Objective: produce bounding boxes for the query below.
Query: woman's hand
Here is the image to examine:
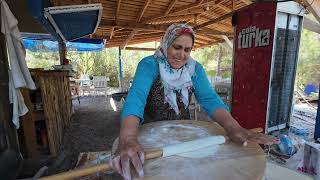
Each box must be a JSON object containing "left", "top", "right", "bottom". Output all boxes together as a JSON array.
[
  {"left": 226, "top": 126, "right": 279, "bottom": 146},
  {"left": 111, "top": 136, "right": 145, "bottom": 180},
  {"left": 111, "top": 116, "right": 144, "bottom": 180},
  {"left": 212, "top": 109, "right": 279, "bottom": 146}
]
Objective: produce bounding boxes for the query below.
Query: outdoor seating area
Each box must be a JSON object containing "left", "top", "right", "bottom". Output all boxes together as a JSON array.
[{"left": 72, "top": 75, "right": 110, "bottom": 96}]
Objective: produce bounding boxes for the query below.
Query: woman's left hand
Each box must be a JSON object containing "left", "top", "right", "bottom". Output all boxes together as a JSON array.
[{"left": 226, "top": 126, "right": 279, "bottom": 146}]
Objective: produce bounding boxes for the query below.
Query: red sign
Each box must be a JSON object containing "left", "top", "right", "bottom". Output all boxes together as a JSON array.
[{"left": 231, "top": 2, "right": 277, "bottom": 130}]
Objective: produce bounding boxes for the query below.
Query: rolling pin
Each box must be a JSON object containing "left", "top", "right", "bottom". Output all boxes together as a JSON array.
[{"left": 39, "top": 128, "right": 262, "bottom": 180}]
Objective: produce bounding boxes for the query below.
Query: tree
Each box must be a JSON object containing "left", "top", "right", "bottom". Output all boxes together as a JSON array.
[
  {"left": 296, "top": 29, "right": 320, "bottom": 88},
  {"left": 26, "top": 51, "right": 60, "bottom": 69}
]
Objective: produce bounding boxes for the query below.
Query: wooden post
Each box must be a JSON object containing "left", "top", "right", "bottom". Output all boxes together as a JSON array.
[{"left": 58, "top": 42, "right": 66, "bottom": 65}]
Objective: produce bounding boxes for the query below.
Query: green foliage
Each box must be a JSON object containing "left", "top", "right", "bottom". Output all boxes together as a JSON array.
[
  {"left": 26, "top": 51, "right": 60, "bottom": 69},
  {"left": 296, "top": 29, "right": 320, "bottom": 87},
  {"left": 192, "top": 43, "right": 232, "bottom": 78},
  {"left": 25, "top": 29, "right": 319, "bottom": 89}
]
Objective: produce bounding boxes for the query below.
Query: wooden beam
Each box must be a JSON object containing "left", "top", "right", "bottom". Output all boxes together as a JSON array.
[
  {"left": 165, "top": 0, "right": 178, "bottom": 15},
  {"left": 110, "top": 33, "right": 163, "bottom": 42},
  {"left": 189, "top": 22, "right": 233, "bottom": 36},
  {"left": 100, "top": 20, "right": 169, "bottom": 31},
  {"left": 303, "top": 17, "right": 320, "bottom": 34},
  {"left": 171, "top": 7, "right": 210, "bottom": 16},
  {"left": 196, "top": 15, "right": 232, "bottom": 30},
  {"left": 196, "top": 38, "right": 210, "bottom": 45},
  {"left": 138, "top": 0, "right": 151, "bottom": 22},
  {"left": 174, "top": 0, "right": 227, "bottom": 16},
  {"left": 58, "top": 42, "right": 66, "bottom": 65},
  {"left": 121, "top": 30, "right": 138, "bottom": 49},
  {"left": 142, "top": 0, "right": 219, "bottom": 24},
  {"left": 116, "top": 0, "right": 122, "bottom": 21},
  {"left": 300, "top": 0, "right": 320, "bottom": 23},
  {"left": 196, "top": 29, "right": 233, "bottom": 36},
  {"left": 125, "top": 47, "right": 156, "bottom": 51},
  {"left": 110, "top": 27, "right": 114, "bottom": 39},
  {"left": 221, "top": 35, "right": 233, "bottom": 48},
  {"left": 112, "top": 31, "right": 163, "bottom": 38},
  {"left": 112, "top": 35, "right": 162, "bottom": 44},
  {"left": 193, "top": 11, "right": 234, "bottom": 30},
  {"left": 144, "top": 14, "right": 196, "bottom": 24},
  {"left": 217, "top": 4, "right": 232, "bottom": 12},
  {"left": 196, "top": 33, "right": 217, "bottom": 41},
  {"left": 170, "top": 0, "right": 205, "bottom": 14},
  {"left": 240, "top": 0, "right": 252, "bottom": 5},
  {"left": 122, "top": 0, "right": 151, "bottom": 49},
  {"left": 195, "top": 39, "right": 225, "bottom": 49},
  {"left": 106, "top": 37, "right": 160, "bottom": 48},
  {"left": 232, "top": 0, "right": 236, "bottom": 10}
]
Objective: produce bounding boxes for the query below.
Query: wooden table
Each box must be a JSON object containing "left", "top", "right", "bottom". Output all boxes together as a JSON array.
[{"left": 112, "top": 120, "right": 266, "bottom": 180}]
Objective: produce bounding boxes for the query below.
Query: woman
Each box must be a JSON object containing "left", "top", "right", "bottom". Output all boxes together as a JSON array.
[{"left": 112, "top": 24, "right": 278, "bottom": 180}]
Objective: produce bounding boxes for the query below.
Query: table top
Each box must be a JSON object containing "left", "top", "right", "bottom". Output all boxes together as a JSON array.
[{"left": 112, "top": 120, "right": 266, "bottom": 180}]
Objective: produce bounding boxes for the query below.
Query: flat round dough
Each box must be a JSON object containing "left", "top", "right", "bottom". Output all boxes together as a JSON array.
[{"left": 112, "top": 120, "right": 266, "bottom": 180}]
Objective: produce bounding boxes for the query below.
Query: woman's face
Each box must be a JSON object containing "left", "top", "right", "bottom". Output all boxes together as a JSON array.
[{"left": 167, "top": 34, "right": 193, "bottom": 69}]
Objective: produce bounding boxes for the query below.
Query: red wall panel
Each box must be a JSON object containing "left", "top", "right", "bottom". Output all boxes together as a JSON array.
[{"left": 231, "top": 2, "right": 277, "bottom": 129}]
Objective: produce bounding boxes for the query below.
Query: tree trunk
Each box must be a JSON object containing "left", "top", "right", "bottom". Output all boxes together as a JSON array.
[{"left": 216, "top": 45, "right": 223, "bottom": 76}]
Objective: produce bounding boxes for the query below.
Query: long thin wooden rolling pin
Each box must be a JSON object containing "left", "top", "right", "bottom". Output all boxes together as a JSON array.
[{"left": 39, "top": 128, "right": 262, "bottom": 180}]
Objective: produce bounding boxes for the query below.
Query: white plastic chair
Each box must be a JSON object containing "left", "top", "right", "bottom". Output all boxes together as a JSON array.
[
  {"left": 79, "top": 74, "right": 92, "bottom": 96},
  {"left": 92, "top": 76, "right": 108, "bottom": 96}
]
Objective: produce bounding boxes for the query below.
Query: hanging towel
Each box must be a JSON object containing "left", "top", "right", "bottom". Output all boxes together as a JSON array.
[{"left": 1, "top": 0, "right": 36, "bottom": 128}]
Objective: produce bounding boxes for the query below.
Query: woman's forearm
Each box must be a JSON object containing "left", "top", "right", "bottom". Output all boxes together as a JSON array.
[
  {"left": 119, "top": 115, "right": 140, "bottom": 142},
  {"left": 211, "top": 108, "right": 242, "bottom": 133}
]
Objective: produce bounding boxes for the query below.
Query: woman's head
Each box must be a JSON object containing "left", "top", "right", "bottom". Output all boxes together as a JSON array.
[{"left": 159, "top": 24, "right": 195, "bottom": 69}]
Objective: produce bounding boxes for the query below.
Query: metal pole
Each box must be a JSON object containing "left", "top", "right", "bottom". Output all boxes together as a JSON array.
[
  {"left": 314, "top": 83, "right": 320, "bottom": 142},
  {"left": 118, "top": 47, "right": 123, "bottom": 91}
]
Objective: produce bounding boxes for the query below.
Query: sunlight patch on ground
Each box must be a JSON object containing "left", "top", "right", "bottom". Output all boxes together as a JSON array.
[{"left": 109, "top": 98, "right": 117, "bottom": 112}]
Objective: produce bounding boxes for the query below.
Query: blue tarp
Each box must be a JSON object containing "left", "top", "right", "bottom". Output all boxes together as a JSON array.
[
  {"left": 304, "top": 84, "right": 319, "bottom": 95},
  {"left": 23, "top": 39, "right": 105, "bottom": 52}
]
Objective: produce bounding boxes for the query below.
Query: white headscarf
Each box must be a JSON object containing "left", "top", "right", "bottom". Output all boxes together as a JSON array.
[{"left": 153, "top": 24, "right": 196, "bottom": 115}]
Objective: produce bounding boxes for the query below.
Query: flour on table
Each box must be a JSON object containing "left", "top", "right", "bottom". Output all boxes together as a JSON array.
[{"left": 139, "top": 123, "right": 220, "bottom": 158}]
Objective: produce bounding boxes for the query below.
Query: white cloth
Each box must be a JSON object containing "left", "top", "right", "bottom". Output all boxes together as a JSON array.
[{"left": 1, "top": 0, "right": 36, "bottom": 128}]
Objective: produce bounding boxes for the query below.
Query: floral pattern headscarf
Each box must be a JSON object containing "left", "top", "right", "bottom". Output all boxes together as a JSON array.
[{"left": 153, "top": 24, "right": 196, "bottom": 115}]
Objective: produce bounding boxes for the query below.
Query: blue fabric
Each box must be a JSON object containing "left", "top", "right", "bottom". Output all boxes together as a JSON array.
[
  {"left": 23, "top": 39, "right": 105, "bottom": 52},
  {"left": 121, "top": 55, "right": 229, "bottom": 123},
  {"left": 304, "top": 84, "right": 319, "bottom": 95}
]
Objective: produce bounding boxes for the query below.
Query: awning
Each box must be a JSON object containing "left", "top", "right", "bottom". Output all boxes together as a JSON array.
[
  {"left": 43, "top": 4, "right": 102, "bottom": 41},
  {"left": 23, "top": 38, "right": 105, "bottom": 52}
]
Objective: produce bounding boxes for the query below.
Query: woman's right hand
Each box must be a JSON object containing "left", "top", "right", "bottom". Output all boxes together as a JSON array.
[{"left": 111, "top": 135, "right": 145, "bottom": 180}]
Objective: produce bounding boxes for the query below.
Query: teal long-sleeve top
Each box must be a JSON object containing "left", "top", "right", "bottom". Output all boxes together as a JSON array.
[{"left": 120, "top": 55, "right": 229, "bottom": 123}]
